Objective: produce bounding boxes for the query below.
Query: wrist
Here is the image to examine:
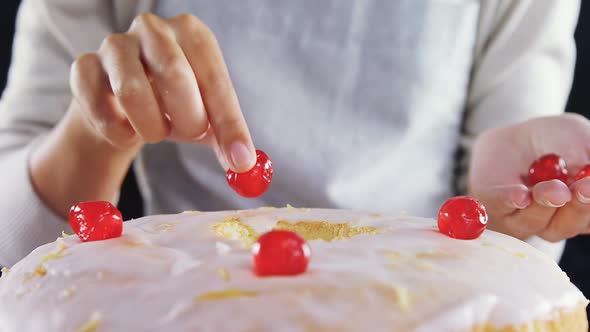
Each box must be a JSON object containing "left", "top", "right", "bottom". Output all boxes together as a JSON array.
[{"left": 30, "top": 102, "right": 140, "bottom": 218}]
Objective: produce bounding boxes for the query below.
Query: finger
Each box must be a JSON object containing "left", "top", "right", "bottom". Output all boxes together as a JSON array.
[
  {"left": 531, "top": 180, "right": 572, "bottom": 208},
  {"left": 538, "top": 178, "right": 590, "bottom": 242},
  {"left": 70, "top": 53, "right": 139, "bottom": 149},
  {"left": 167, "top": 14, "right": 256, "bottom": 172},
  {"left": 470, "top": 184, "right": 530, "bottom": 238},
  {"left": 129, "top": 13, "right": 209, "bottom": 140},
  {"left": 98, "top": 33, "right": 170, "bottom": 143},
  {"left": 471, "top": 184, "right": 531, "bottom": 216},
  {"left": 503, "top": 180, "right": 571, "bottom": 239}
]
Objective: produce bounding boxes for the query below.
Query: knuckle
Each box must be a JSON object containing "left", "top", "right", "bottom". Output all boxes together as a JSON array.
[
  {"left": 111, "top": 76, "right": 144, "bottom": 99},
  {"left": 174, "top": 119, "right": 208, "bottom": 140},
  {"left": 170, "top": 15, "right": 217, "bottom": 50},
  {"left": 174, "top": 13, "right": 200, "bottom": 29},
  {"left": 192, "top": 24, "right": 218, "bottom": 49},
  {"left": 154, "top": 53, "right": 188, "bottom": 79},
  {"left": 72, "top": 53, "right": 99, "bottom": 73},
  {"left": 191, "top": 121, "right": 210, "bottom": 139},
  {"left": 131, "top": 13, "right": 173, "bottom": 38},
  {"left": 100, "top": 33, "right": 131, "bottom": 53},
  {"left": 70, "top": 53, "right": 100, "bottom": 94},
  {"left": 170, "top": 13, "right": 210, "bottom": 38},
  {"left": 104, "top": 119, "right": 138, "bottom": 147},
  {"left": 162, "top": 53, "right": 186, "bottom": 73},
  {"left": 131, "top": 12, "right": 158, "bottom": 30},
  {"left": 168, "top": 107, "right": 208, "bottom": 139},
  {"left": 143, "top": 125, "right": 171, "bottom": 144}
]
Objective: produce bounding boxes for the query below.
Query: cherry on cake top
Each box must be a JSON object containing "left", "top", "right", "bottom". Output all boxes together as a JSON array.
[
  {"left": 252, "top": 230, "right": 311, "bottom": 277},
  {"left": 438, "top": 196, "right": 488, "bottom": 240},
  {"left": 69, "top": 201, "right": 123, "bottom": 242}
]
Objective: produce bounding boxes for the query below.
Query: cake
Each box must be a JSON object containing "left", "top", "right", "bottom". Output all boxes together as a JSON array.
[{"left": 0, "top": 207, "right": 587, "bottom": 331}]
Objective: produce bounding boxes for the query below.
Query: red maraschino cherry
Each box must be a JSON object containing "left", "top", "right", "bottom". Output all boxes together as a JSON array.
[
  {"left": 527, "top": 154, "right": 568, "bottom": 186},
  {"left": 69, "top": 201, "right": 123, "bottom": 242},
  {"left": 252, "top": 230, "right": 310, "bottom": 277},
  {"left": 226, "top": 149, "right": 273, "bottom": 198},
  {"left": 438, "top": 196, "right": 488, "bottom": 240},
  {"left": 574, "top": 165, "right": 590, "bottom": 182}
]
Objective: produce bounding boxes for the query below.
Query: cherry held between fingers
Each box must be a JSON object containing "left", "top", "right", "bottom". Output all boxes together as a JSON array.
[
  {"left": 226, "top": 149, "right": 273, "bottom": 198},
  {"left": 574, "top": 165, "right": 590, "bottom": 182},
  {"left": 527, "top": 154, "right": 568, "bottom": 186}
]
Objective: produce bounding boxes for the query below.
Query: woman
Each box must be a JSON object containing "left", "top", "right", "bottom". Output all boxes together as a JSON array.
[{"left": 0, "top": 0, "right": 586, "bottom": 266}]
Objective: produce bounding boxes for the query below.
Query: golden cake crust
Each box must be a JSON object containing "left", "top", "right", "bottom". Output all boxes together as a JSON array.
[{"left": 473, "top": 303, "right": 588, "bottom": 332}]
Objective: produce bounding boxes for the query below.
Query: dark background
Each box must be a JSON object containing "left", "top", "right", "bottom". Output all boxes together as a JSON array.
[{"left": 1, "top": 0, "right": 589, "bottom": 321}]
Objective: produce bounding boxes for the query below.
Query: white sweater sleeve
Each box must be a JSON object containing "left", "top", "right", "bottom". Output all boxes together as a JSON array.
[
  {"left": 0, "top": 0, "right": 115, "bottom": 266},
  {"left": 460, "top": 0, "right": 580, "bottom": 260}
]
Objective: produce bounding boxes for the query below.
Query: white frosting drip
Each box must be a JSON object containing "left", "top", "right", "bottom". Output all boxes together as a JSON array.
[{"left": 0, "top": 208, "right": 586, "bottom": 331}]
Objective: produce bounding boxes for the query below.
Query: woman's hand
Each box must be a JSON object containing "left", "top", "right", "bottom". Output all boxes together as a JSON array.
[
  {"left": 71, "top": 13, "right": 255, "bottom": 170},
  {"left": 469, "top": 113, "right": 590, "bottom": 242},
  {"left": 31, "top": 13, "right": 254, "bottom": 217}
]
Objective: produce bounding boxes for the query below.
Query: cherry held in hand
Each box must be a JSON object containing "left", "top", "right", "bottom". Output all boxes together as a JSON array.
[
  {"left": 527, "top": 154, "right": 568, "bottom": 186},
  {"left": 574, "top": 165, "right": 590, "bottom": 182},
  {"left": 69, "top": 201, "right": 123, "bottom": 242},
  {"left": 438, "top": 196, "right": 488, "bottom": 240},
  {"left": 226, "top": 149, "right": 273, "bottom": 198},
  {"left": 252, "top": 230, "right": 311, "bottom": 277}
]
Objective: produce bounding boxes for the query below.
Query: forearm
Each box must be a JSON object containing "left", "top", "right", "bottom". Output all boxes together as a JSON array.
[
  {"left": 30, "top": 101, "right": 139, "bottom": 219},
  {"left": 0, "top": 141, "right": 67, "bottom": 266}
]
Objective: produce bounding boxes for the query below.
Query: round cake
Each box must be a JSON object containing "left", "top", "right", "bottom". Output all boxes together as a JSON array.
[{"left": 0, "top": 207, "right": 587, "bottom": 331}]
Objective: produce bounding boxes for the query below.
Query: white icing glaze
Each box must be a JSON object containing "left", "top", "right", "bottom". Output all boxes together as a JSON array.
[{"left": 0, "top": 208, "right": 586, "bottom": 331}]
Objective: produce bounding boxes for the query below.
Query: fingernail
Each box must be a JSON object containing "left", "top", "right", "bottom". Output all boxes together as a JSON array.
[
  {"left": 513, "top": 200, "right": 529, "bottom": 209},
  {"left": 510, "top": 188, "right": 531, "bottom": 209},
  {"left": 577, "top": 190, "right": 590, "bottom": 204},
  {"left": 540, "top": 199, "right": 566, "bottom": 208},
  {"left": 229, "top": 141, "right": 255, "bottom": 171}
]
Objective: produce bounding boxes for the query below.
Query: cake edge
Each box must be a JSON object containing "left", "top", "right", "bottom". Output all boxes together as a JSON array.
[{"left": 472, "top": 302, "right": 588, "bottom": 332}]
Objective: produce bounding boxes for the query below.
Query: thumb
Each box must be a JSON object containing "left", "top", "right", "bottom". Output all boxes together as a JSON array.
[
  {"left": 208, "top": 134, "right": 231, "bottom": 171},
  {"left": 172, "top": 125, "right": 231, "bottom": 171}
]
